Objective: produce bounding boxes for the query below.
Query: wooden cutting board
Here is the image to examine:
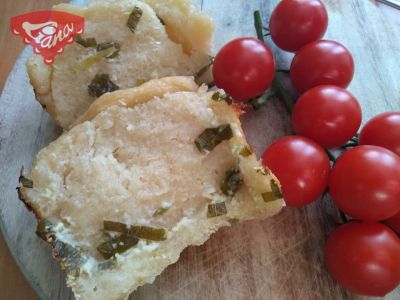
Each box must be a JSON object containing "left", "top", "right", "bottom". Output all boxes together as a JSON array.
[{"left": 0, "top": 1, "right": 399, "bottom": 299}]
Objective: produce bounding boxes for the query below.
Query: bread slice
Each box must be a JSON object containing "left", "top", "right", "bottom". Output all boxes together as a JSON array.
[
  {"left": 26, "top": 0, "right": 213, "bottom": 129},
  {"left": 19, "top": 77, "right": 283, "bottom": 300}
]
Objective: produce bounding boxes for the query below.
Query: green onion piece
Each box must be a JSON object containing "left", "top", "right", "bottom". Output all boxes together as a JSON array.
[
  {"left": 261, "top": 192, "right": 277, "bottom": 202},
  {"left": 97, "top": 233, "right": 139, "bottom": 259},
  {"left": 255, "top": 167, "right": 268, "bottom": 176},
  {"left": 97, "top": 42, "right": 121, "bottom": 59},
  {"left": 207, "top": 202, "right": 227, "bottom": 218},
  {"left": 103, "top": 221, "right": 167, "bottom": 241},
  {"left": 129, "top": 226, "right": 166, "bottom": 241},
  {"left": 127, "top": 6, "right": 143, "bottom": 33},
  {"left": 19, "top": 175, "right": 33, "bottom": 188},
  {"left": 211, "top": 91, "right": 232, "bottom": 105},
  {"left": 153, "top": 207, "right": 169, "bottom": 217},
  {"left": 80, "top": 54, "right": 102, "bottom": 69},
  {"left": 35, "top": 219, "right": 54, "bottom": 242},
  {"left": 97, "top": 46, "right": 120, "bottom": 59},
  {"left": 220, "top": 168, "right": 244, "bottom": 196},
  {"left": 54, "top": 240, "right": 82, "bottom": 270},
  {"left": 262, "top": 179, "right": 283, "bottom": 202},
  {"left": 270, "top": 179, "right": 283, "bottom": 198},
  {"left": 195, "top": 124, "right": 233, "bottom": 153},
  {"left": 88, "top": 74, "right": 119, "bottom": 97},
  {"left": 239, "top": 145, "right": 252, "bottom": 157},
  {"left": 104, "top": 220, "right": 128, "bottom": 233},
  {"left": 75, "top": 35, "right": 97, "bottom": 47},
  {"left": 35, "top": 220, "right": 82, "bottom": 273}
]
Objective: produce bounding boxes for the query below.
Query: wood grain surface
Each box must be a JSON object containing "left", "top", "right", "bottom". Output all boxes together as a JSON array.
[{"left": 0, "top": 1, "right": 399, "bottom": 300}]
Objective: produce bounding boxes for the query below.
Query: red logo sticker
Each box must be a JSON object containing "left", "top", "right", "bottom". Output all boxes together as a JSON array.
[{"left": 10, "top": 11, "right": 85, "bottom": 65}]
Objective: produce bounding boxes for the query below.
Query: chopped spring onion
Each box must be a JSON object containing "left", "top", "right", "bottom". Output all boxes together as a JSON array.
[
  {"left": 211, "top": 91, "right": 232, "bottom": 105},
  {"left": 262, "top": 179, "right": 283, "bottom": 202},
  {"left": 96, "top": 42, "right": 121, "bottom": 59},
  {"left": 103, "top": 220, "right": 128, "bottom": 232},
  {"left": 127, "top": 6, "right": 143, "bottom": 33},
  {"left": 88, "top": 74, "right": 119, "bottom": 97},
  {"left": 75, "top": 35, "right": 97, "bottom": 48},
  {"left": 130, "top": 226, "right": 166, "bottom": 241},
  {"left": 207, "top": 202, "right": 227, "bottom": 218},
  {"left": 36, "top": 219, "right": 82, "bottom": 273},
  {"left": 97, "top": 233, "right": 139, "bottom": 259},
  {"left": 80, "top": 55, "right": 102, "bottom": 69},
  {"left": 195, "top": 124, "right": 233, "bottom": 153},
  {"left": 153, "top": 206, "right": 170, "bottom": 217},
  {"left": 103, "top": 221, "right": 167, "bottom": 241},
  {"left": 54, "top": 240, "right": 83, "bottom": 270},
  {"left": 80, "top": 42, "right": 121, "bottom": 68}
]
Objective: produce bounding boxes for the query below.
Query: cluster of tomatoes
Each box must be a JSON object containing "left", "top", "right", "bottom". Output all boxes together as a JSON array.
[{"left": 212, "top": 0, "right": 400, "bottom": 297}]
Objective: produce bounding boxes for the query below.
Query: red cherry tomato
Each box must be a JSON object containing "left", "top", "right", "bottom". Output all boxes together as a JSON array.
[
  {"left": 269, "top": 0, "right": 328, "bottom": 52},
  {"left": 292, "top": 86, "right": 362, "bottom": 149},
  {"left": 325, "top": 222, "right": 400, "bottom": 297},
  {"left": 359, "top": 112, "right": 400, "bottom": 156},
  {"left": 329, "top": 146, "right": 400, "bottom": 221},
  {"left": 262, "top": 136, "right": 330, "bottom": 207},
  {"left": 290, "top": 40, "right": 354, "bottom": 93},
  {"left": 387, "top": 212, "right": 400, "bottom": 234},
  {"left": 213, "top": 37, "right": 275, "bottom": 101}
]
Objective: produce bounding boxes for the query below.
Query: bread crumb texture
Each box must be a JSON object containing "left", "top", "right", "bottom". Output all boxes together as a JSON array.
[
  {"left": 26, "top": 0, "right": 213, "bottom": 129},
  {"left": 21, "top": 78, "right": 283, "bottom": 300}
]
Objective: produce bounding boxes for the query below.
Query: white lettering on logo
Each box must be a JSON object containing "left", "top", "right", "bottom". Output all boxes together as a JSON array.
[{"left": 21, "top": 21, "right": 75, "bottom": 49}]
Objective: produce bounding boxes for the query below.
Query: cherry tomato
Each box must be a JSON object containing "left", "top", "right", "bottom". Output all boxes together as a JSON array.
[
  {"left": 213, "top": 37, "right": 275, "bottom": 101},
  {"left": 387, "top": 212, "right": 400, "bottom": 234},
  {"left": 292, "top": 86, "right": 362, "bottom": 149},
  {"left": 359, "top": 112, "right": 400, "bottom": 156},
  {"left": 325, "top": 222, "right": 400, "bottom": 297},
  {"left": 329, "top": 146, "right": 400, "bottom": 221},
  {"left": 262, "top": 136, "right": 330, "bottom": 207},
  {"left": 290, "top": 40, "right": 354, "bottom": 93},
  {"left": 269, "top": 0, "right": 328, "bottom": 52}
]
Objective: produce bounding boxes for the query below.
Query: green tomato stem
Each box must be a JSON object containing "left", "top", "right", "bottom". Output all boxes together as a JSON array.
[
  {"left": 250, "top": 90, "right": 275, "bottom": 110},
  {"left": 254, "top": 11, "right": 265, "bottom": 42},
  {"left": 272, "top": 75, "right": 293, "bottom": 113},
  {"left": 326, "top": 149, "right": 336, "bottom": 163},
  {"left": 341, "top": 142, "right": 358, "bottom": 149},
  {"left": 350, "top": 133, "right": 359, "bottom": 143},
  {"left": 276, "top": 69, "right": 290, "bottom": 74},
  {"left": 254, "top": 10, "right": 293, "bottom": 114}
]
